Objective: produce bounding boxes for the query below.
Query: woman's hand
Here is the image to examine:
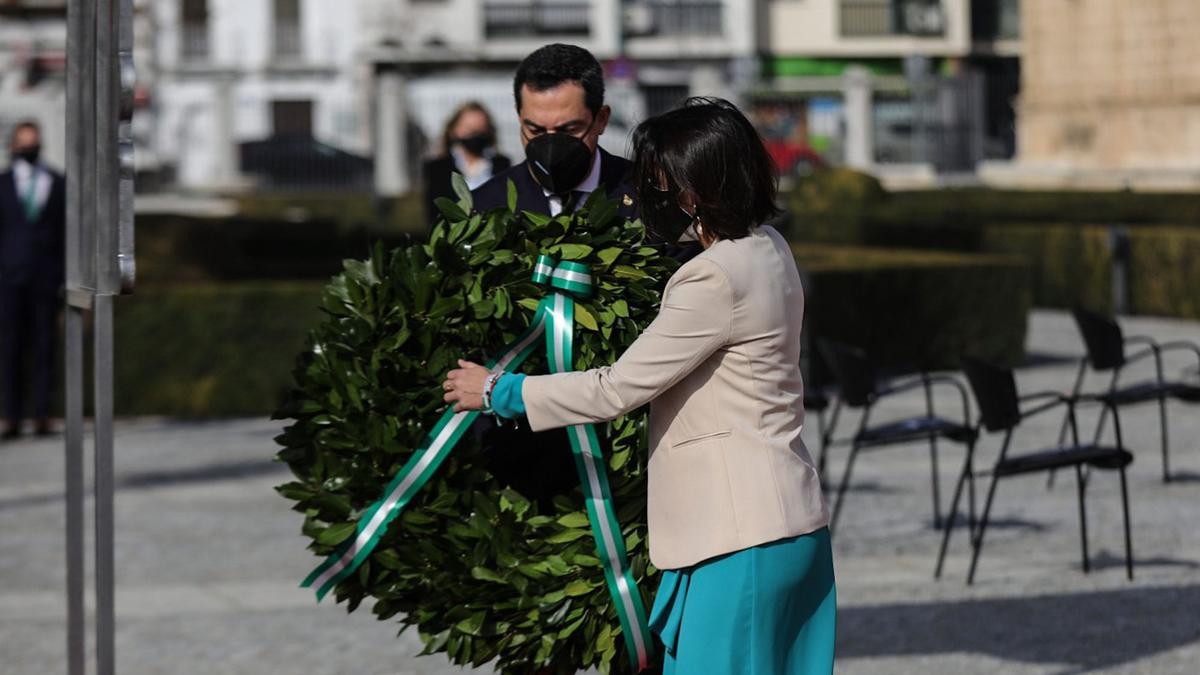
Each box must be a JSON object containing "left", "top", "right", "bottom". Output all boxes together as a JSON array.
[{"left": 443, "top": 360, "right": 491, "bottom": 412}]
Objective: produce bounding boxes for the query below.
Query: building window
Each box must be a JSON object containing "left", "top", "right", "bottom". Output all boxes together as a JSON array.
[
  {"left": 971, "top": 0, "right": 1019, "bottom": 41},
  {"left": 483, "top": 2, "right": 590, "bottom": 39},
  {"left": 273, "top": 0, "right": 303, "bottom": 59},
  {"left": 642, "top": 84, "right": 690, "bottom": 117},
  {"left": 625, "top": 1, "right": 723, "bottom": 38},
  {"left": 272, "top": 100, "right": 314, "bottom": 137},
  {"left": 181, "top": 0, "right": 209, "bottom": 60},
  {"left": 839, "top": 0, "right": 945, "bottom": 38}
]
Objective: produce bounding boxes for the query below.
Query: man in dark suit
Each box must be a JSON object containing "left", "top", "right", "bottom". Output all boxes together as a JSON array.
[
  {"left": 469, "top": 45, "right": 699, "bottom": 503},
  {"left": 472, "top": 44, "right": 640, "bottom": 223},
  {"left": 0, "top": 121, "right": 66, "bottom": 439}
]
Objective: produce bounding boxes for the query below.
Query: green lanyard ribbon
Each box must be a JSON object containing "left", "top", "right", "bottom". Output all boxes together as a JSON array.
[
  {"left": 302, "top": 254, "right": 654, "bottom": 671},
  {"left": 22, "top": 167, "right": 41, "bottom": 223}
]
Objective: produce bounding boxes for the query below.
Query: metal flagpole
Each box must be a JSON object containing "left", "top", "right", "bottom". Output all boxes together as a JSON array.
[
  {"left": 63, "top": 0, "right": 90, "bottom": 670},
  {"left": 65, "top": 0, "right": 136, "bottom": 671}
]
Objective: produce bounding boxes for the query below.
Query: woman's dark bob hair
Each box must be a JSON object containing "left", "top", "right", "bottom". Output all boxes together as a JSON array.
[{"left": 632, "top": 97, "right": 780, "bottom": 241}]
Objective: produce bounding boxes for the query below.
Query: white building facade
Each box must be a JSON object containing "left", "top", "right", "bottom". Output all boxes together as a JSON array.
[{"left": 141, "top": 0, "right": 371, "bottom": 190}]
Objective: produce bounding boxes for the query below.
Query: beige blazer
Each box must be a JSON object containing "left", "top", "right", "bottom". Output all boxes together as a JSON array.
[{"left": 522, "top": 225, "right": 829, "bottom": 570}]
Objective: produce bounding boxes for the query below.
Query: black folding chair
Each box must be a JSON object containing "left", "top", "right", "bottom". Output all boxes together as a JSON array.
[
  {"left": 1069, "top": 308, "right": 1200, "bottom": 482},
  {"left": 936, "top": 358, "right": 1135, "bottom": 584},
  {"left": 804, "top": 388, "right": 833, "bottom": 463},
  {"left": 819, "top": 340, "right": 976, "bottom": 535},
  {"left": 803, "top": 345, "right": 839, "bottom": 479}
]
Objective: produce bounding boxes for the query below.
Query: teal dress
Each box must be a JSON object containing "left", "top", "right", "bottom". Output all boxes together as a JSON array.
[{"left": 491, "top": 374, "right": 837, "bottom": 674}]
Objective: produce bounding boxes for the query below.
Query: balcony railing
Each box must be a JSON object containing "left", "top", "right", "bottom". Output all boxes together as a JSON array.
[
  {"left": 273, "top": 20, "right": 303, "bottom": 59},
  {"left": 643, "top": 1, "right": 723, "bottom": 37},
  {"left": 484, "top": 2, "right": 590, "bottom": 39},
  {"left": 971, "top": 0, "right": 1019, "bottom": 41},
  {"left": 181, "top": 22, "right": 210, "bottom": 61},
  {"left": 840, "top": 0, "right": 945, "bottom": 38}
]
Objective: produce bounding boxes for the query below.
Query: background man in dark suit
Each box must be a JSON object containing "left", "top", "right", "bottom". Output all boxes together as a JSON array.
[{"left": 0, "top": 121, "right": 66, "bottom": 440}]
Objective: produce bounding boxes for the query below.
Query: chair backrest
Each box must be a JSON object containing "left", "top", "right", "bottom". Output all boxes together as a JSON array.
[
  {"left": 1072, "top": 307, "right": 1125, "bottom": 371},
  {"left": 818, "top": 339, "right": 876, "bottom": 407},
  {"left": 962, "top": 358, "right": 1021, "bottom": 432}
]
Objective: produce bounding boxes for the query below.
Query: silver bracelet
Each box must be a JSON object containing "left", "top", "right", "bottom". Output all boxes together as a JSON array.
[{"left": 481, "top": 372, "right": 501, "bottom": 413}]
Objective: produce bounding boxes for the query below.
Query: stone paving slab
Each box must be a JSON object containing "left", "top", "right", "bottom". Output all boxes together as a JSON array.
[{"left": 1, "top": 310, "right": 1198, "bottom": 674}]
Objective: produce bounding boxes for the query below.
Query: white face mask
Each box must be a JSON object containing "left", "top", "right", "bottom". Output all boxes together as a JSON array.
[{"left": 676, "top": 224, "right": 700, "bottom": 243}]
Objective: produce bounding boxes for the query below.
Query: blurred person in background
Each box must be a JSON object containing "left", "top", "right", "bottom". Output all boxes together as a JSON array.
[
  {"left": 0, "top": 120, "right": 66, "bottom": 440},
  {"left": 423, "top": 101, "right": 510, "bottom": 225}
]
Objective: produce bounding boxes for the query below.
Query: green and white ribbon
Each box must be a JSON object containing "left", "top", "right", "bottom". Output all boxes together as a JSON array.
[{"left": 302, "top": 254, "right": 654, "bottom": 671}]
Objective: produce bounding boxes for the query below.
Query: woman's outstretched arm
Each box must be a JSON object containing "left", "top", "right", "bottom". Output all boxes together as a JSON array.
[
  {"left": 525, "top": 258, "right": 732, "bottom": 430},
  {"left": 444, "top": 258, "right": 731, "bottom": 428}
]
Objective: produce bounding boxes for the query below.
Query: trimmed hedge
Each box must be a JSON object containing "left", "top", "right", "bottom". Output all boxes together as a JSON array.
[
  {"left": 135, "top": 214, "right": 414, "bottom": 285},
  {"left": 785, "top": 169, "right": 1200, "bottom": 319},
  {"left": 113, "top": 281, "right": 324, "bottom": 416},
  {"left": 86, "top": 244, "right": 1030, "bottom": 417},
  {"left": 797, "top": 244, "right": 1031, "bottom": 379}
]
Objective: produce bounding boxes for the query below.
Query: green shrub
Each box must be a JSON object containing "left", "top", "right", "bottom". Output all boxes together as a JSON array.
[
  {"left": 1128, "top": 226, "right": 1200, "bottom": 318},
  {"left": 88, "top": 245, "right": 1029, "bottom": 418},
  {"left": 784, "top": 178, "right": 1200, "bottom": 318},
  {"left": 795, "top": 244, "right": 1032, "bottom": 375},
  {"left": 233, "top": 191, "right": 427, "bottom": 236},
  {"left": 113, "top": 281, "right": 325, "bottom": 416},
  {"left": 979, "top": 224, "right": 1112, "bottom": 313},
  {"left": 784, "top": 168, "right": 887, "bottom": 243}
]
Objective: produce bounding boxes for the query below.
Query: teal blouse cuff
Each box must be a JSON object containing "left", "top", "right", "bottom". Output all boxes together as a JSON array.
[{"left": 491, "top": 373, "right": 527, "bottom": 419}]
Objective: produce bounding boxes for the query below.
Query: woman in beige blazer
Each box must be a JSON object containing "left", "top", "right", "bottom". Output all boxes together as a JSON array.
[{"left": 444, "top": 98, "right": 834, "bottom": 674}]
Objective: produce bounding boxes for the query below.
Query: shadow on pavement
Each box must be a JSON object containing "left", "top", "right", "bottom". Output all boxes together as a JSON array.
[
  {"left": 838, "top": 582, "right": 1200, "bottom": 673},
  {"left": 0, "top": 459, "right": 286, "bottom": 511}
]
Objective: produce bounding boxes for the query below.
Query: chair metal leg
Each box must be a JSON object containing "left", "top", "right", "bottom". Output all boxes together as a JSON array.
[
  {"left": 1158, "top": 394, "right": 1171, "bottom": 483},
  {"left": 1119, "top": 464, "right": 1134, "bottom": 580},
  {"left": 1074, "top": 464, "right": 1090, "bottom": 573},
  {"left": 935, "top": 439, "right": 974, "bottom": 579},
  {"left": 967, "top": 471, "right": 1001, "bottom": 586},
  {"left": 1051, "top": 359, "right": 1090, "bottom": 490},
  {"left": 929, "top": 435, "right": 942, "bottom": 529},
  {"left": 967, "top": 462, "right": 977, "bottom": 537},
  {"left": 817, "top": 398, "right": 842, "bottom": 484},
  {"left": 923, "top": 380, "right": 942, "bottom": 529},
  {"left": 829, "top": 442, "right": 861, "bottom": 538}
]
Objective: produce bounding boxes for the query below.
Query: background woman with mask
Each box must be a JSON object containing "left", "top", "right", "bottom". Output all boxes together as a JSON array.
[
  {"left": 443, "top": 97, "right": 836, "bottom": 675},
  {"left": 422, "top": 101, "right": 510, "bottom": 225}
]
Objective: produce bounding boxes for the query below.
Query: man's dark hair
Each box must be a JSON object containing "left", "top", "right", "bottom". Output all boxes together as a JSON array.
[
  {"left": 632, "top": 97, "right": 781, "bottom": 241},
  {"left": 513, "top": 44, "right": 605, "bottom": 115},
  {"left": 9, "top": 120, "right": 40, "bottom": 144}
]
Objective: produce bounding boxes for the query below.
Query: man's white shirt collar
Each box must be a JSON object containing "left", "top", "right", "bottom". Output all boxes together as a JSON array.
[{"left": 544, "top": 149, "right": 603, "bottom": 216}]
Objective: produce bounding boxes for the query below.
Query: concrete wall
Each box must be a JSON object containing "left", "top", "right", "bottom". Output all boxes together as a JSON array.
[{"left": 1018, "top": 0, "right": 1200, "bottom": 171}]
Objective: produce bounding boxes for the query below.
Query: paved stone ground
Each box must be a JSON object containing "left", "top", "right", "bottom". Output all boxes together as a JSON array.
[{"left": 1, "top": 310, "right": 1198, "bottom": 674}]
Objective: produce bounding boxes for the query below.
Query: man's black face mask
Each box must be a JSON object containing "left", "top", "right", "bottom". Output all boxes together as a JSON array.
[
  {"left": 12, "top": 144, "right": 41, "bottom": 165},
  {"left": 524, "top": 123, "right": 595, "bottom": 195}
]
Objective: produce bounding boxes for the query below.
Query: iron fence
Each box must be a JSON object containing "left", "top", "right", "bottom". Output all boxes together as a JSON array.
[
  {"left": 647, "top": 1, "right": 723, "bottom": 37},
  {"left": 484, "top": 2, "right": 591, "bottom": 38}
]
